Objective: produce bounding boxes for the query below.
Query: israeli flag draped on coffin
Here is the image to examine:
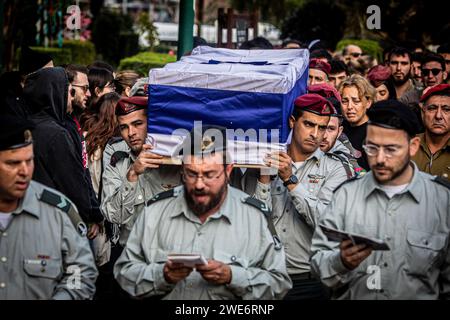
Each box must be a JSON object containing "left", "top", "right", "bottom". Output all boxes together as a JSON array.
[{"left": 147, "top": 46, "right": 309, "bottom": 165}]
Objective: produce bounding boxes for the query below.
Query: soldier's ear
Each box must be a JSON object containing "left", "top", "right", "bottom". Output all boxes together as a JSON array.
[
  {"left": 409, "top": 136, "right": 421, "bottom": 157},
  {"left": 289, "top": 115, "right": 296, "bottom": 129},
  {"left": 225, "top": 163, "right": 234, "bottom": 179}
]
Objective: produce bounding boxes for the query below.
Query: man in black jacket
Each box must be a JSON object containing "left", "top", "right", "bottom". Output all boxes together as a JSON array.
[{"left": 23, "top": 67, "right": 103, "bottom": 230}]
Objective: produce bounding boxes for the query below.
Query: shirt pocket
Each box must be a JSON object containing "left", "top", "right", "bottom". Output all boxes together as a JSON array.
[
  {"left": 213, "top": 250, "right": 250, "bottom": 269},
  {"left": 23, "top": 258, "right": 62, "bottom": 279},
  {"left": 208, "top": 250, "right": 249, "bottom": 300},
  {"left": 405, "top": 229, "right": 447, "bottom": 276}
]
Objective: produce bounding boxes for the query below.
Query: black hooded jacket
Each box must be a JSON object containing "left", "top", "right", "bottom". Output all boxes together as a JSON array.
[{"left": 24, "top": 67, "right": 103, "bottom": 223}]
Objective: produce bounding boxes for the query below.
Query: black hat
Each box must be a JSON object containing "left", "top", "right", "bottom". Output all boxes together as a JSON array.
[
  {"left": 19, "top": 46, "right": 53, "bottom": 76},
  {"left": 367, "top": 100, "right": 420, "bottom": 137},
  {"left": 0, "top": 115, "right": 35, "bottom": 151},
  {"left": 179, "top": 124, "right": 228, "bottom": 158}
]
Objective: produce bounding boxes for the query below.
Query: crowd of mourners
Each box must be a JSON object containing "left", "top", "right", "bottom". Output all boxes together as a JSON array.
[{"left": 0, "top": 36, "right": 449, "bottom": 300}]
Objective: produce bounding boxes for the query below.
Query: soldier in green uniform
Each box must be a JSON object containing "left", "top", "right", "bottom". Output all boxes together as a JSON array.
[
  {"left": 412, "top": 84, "right": 450, "bottom": 180},
  {"left": 101, "top": 96, "right": 181, "bottom": 246},
  {"left": 311, "top": 100, "right": 450, "bottom": 299},
  {"left": 0, "top": 115, "right": 97, "bottom": 300},
  {"left": 114, "top": 125, "right": 291, "bottom": 299},
  {"left": 252, "top": 94, "right": 350, "bottom": 300}
]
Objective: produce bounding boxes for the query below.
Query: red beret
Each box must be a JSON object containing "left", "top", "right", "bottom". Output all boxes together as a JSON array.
[
  {"left": 294, "top": 93, "right": 336, "bottom": 116},
  {"left": 116, "top": 96, "right": 148, "bottom": 116},
  {"left": 309, "top": 58, "right": 331, "bottom": 76},
  {"left": 367, "top": 65, "right": 391, "bottom": 87},
  {"left": 308, "top": 83, "right": 341, "bottom": 102},
  {"left": 420, "top": 84, "right": 450, "bottom": 102}
]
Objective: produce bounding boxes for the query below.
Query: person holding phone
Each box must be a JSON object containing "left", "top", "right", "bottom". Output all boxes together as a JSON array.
[{"left": 311, "top": 100, "right": 450, "bottom": 299}]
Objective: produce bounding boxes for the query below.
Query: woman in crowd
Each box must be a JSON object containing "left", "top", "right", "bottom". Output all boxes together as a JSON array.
[{"left": 115, "top": 70, "right": 140, "bottom": 97}]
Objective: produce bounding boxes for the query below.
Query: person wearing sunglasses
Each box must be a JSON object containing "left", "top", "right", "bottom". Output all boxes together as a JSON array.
[
  {"left": 343, "top": 44, "right": 363, "bottom": 64},
  {"left": 412, "top": 84, "right": 450, "bottom": 181},
  {"left": 311, "top": 99, "right": 450, "bottom": 299},
  {"left": 421, "top": 53, "right": 448, "bottom": 89},
  {"left": 65, "top": 64, "right": 91, "bottom": 116},
  {"left": 114, "top": 125, "right": 292, "bottom": 300}
]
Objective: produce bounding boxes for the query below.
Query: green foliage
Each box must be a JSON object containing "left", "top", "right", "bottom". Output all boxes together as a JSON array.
[
  {"left": 153, "top": 44, "right": 175, "bottom": 54},
  {"left": 15, "top": 46, "right": 72, "bottom": 68},
  {"left": 135, "top": 11, "right": 159, "bottom": 50},
  {"left": 336, "top": 39, "right": 383, "bottom": 62},
  {"left": 14, "top": 41, "right": 97, "bottom": 69},
  {"left": 118, "top": 51, "right": 176, "bottom": 76},
  {"left": 62, "top": 40, "right": 96, "bottom": 65},
  {"left": 91, "top": 9, "right": 139, "bottom": 66}
]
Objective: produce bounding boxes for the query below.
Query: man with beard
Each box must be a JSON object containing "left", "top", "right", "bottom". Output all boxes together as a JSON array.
[
  {"left": 65, "top": 64, "right": 91, "bottom": 119},
  {"left": 388, "top": 47, "right": 421, "bottom": 107},
  {"left": 253, "top": 94, "right": 348, "bottom": 300},
  {"left": 310, "top": 100, "right": 450, "bottom": 299},
  {"left": 412, "top": 84, "right": 450, "bottom": 181},
  {"left": 113, "top": 125, "right": 292, "bottom": 299}
]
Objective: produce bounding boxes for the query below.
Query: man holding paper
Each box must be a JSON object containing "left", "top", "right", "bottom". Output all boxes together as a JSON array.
[
  {"left": 252, "top": 94, "right": 349, "bottom": 300},
  {"left": 114, "top": 125, "right": 291, "bottom": 299},
  {"left": 311, "top": 100, "right": 450, "bottom": 299}
]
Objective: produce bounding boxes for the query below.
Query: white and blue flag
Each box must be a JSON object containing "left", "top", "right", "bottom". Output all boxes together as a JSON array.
[{"left": 147, "top": 46, "right": 309, "bottom": 165}]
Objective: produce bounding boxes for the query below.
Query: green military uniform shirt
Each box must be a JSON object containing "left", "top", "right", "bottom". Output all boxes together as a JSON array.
[
  {"left": 311, "top": 163, "right": 450, "bottom": 299},
  {"left": 101, "top": 140, "right": 181, "bottom": 246},
  {"left": 253, "top": 148, "right": 349, "bottom": 275},
  {"left": 113, "top": 185, "right": 292, "bottom": 300},
  {"left": 0, "top": 181, "right": 98, "bottom": 300},
  {"left": 412, "top": 133, "right": 450, "bottom": 181}
]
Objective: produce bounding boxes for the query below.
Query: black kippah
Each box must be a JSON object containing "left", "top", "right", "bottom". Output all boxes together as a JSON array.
[
  {"left": 0, "top": 114, "right": 35, "bottom": 151},
  {"left": 367, "top": 100, "right": 420, "bottom": 136}
]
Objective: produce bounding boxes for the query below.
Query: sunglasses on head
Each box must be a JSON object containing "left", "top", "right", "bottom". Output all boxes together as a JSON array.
[{"left": 421, "top": 68, "right": 442, "bottom": 76}]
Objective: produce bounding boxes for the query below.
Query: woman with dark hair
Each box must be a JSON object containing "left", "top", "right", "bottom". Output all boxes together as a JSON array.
[
  {"left": 82, "top": 92, "right": 121, "bottom": 197},
  {"left": 87, "top": 67, "right": 115, "bottom": 107},
  {"left": 114, "top": 70, "right": 140, "bottom": 97},
  {"left": 366, "top": 64, "right": 397, "bottom": 101}
]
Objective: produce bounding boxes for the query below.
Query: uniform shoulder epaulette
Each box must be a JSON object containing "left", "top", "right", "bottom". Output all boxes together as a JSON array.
[
  {"left": 39, "top": 189, "right": 88, "bottom": 236},
  {"left": 146, "top": 189, "right": 176, "bottom": 206},
  {"left": 107, "top": 136, "right": 124, "bottom": 145},
  {"left": 333, "top": 175, "right": 360, "bottom": 193},
  {"left": 433, "top": 176, "right": 450, "bottom": 190},
  {"left": 326, "top": 152, "right": 354, "bottom": 179},
  {"left": 243, "top": 196, "right": 282, "bottom": 251},
  {"left": 243, "top": 196, "right": 270, "bottom": 216},
  {"left": 110, "top": 151, "right": 129, "bottom": 167}
]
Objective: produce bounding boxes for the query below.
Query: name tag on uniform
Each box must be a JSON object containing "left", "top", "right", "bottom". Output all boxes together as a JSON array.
[{"left": 307, "top": 174, "right": 325, "bottom": 184}]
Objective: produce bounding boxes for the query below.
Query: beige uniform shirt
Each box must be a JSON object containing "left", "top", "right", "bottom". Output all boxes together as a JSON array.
[
  {"left": 0, "top": 181, "right": 98, "bottom": 300},
  {"left": 101, "top": 140, "right": 181, "bottom": 245},
  {"left": 114, "top": 185, "right": 292, "bottom": 300},
  {"left": 311, "top": 164, "right": 450, "bottom": 299},
  {"left": 253, "top": 149, "right": 349, "bottom": 275}
]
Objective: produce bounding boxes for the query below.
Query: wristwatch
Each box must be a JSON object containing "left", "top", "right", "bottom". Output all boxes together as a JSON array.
[{"left": 283, "top": 175, "right": 299, "bottom": 187}]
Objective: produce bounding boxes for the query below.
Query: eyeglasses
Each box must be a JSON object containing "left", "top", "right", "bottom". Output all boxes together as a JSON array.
[
  {"left": 362, "top": 144, "right": 402, "bottom": 158},
  {"left": 72, "top": 84, "right": 90, "bottom": 92},
  {"left": 421, "top": 68, "right": 443, "bottom": 77},
  {"left": 182, "top": 169, "right": 224, "bottom": 184},
  {"left": 422, "top": 104, "right": 450, "bottom": 114},
  {"left": 350, "top": 52, "right": 362, "bottom": 58}
]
